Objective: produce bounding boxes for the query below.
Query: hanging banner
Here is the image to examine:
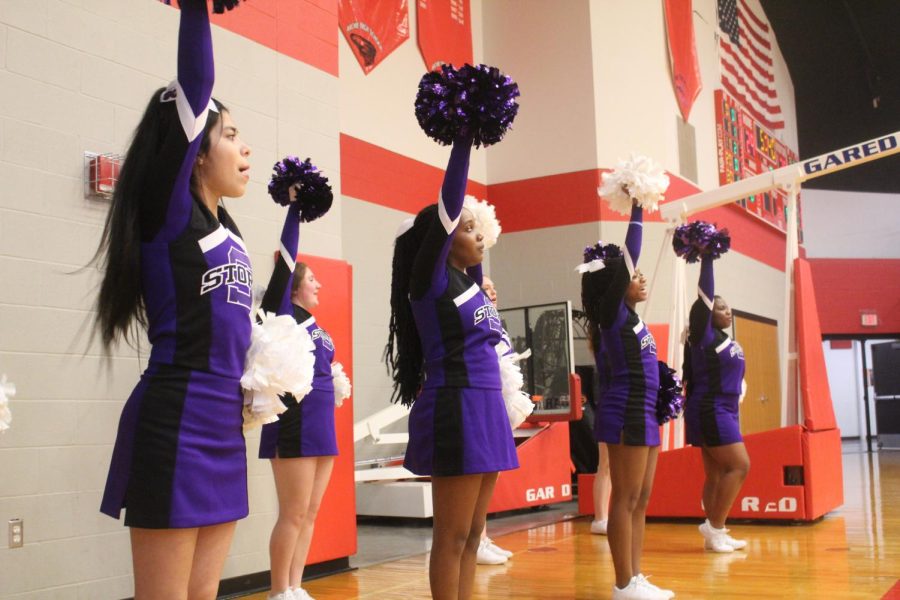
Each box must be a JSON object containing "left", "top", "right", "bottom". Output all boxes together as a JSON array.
[
  {"left": 416, "top": 0, "right": 473, "bottom": 71},
  {"left": 664, "top": 0, "right": 702, "bottom": 121},
  {"left": 339, "top": 0, "right": 410, "bottom": 74}
]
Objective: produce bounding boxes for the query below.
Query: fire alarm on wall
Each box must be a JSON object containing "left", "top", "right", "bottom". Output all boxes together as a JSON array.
[
  {"left": 861, "top": 312, "right": 879, "bottom": 327},
  {"left": 84, "top": 152, "right": 123, "bottom": 199}
]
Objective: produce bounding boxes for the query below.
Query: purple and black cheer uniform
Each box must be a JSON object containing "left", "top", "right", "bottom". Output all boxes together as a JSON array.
[
  {"left": 685, "top": 256, "right": 746, "bottom": 447},
  {"left": 255, "top": 212, "right": 338, "bottom": 458},
  {"left": 403, "top": 143, "right": 519, "bottom": 476},
  {"left": 593, "top": 206, "right": 660, "bottom": 447},
  {"left": 101, "top": 1, "right": 253, "bottom": 528}
]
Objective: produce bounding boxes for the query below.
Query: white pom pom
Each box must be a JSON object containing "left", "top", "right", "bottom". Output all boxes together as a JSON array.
[
  {"left": 463, "top": 195, "right": 502, "bottom": 249},
  {"left": 240, "top": 311, "right": 316, "bottom": 430},
  {"left": 495, "top": 343, "right": 534, "bottom": 429},
  {"left": 0, "top": 374, "right": 15, "bottom": 433},
  {"left": 331, "top": 362, "right": 352, "bottom": 407},
  {"left": 598, "top": 153, "right": 670, "bottom": 215}
]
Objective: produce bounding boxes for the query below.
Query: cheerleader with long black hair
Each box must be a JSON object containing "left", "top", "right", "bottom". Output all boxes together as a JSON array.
[
  {"left": 674, "top": 221, "right": 749, "bottom": 554},
  {"left": 384, "top": 64, "right": 520, "bottom": 600},
  {"left": 580, "top": 157, "right": 675, "bottom": 600},
  {"left": 95, "top": 1, "right": 255, "bottom": 598}
]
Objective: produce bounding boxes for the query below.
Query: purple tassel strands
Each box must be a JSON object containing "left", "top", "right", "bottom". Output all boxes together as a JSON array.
[
  {"left": 415, "top": 63, "right": 520, "bottom": 148},
  {"left": 672, "top": 220, "right": 731, "bottom": 263},
  {"left": 268, "top": 156, "right": 333, "bottom": 223},
  {"left": 656, "top": 361, "right": 685, "bottom": 425}
]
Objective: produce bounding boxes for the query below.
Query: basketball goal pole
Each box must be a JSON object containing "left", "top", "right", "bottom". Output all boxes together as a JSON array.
[{"left": 659, "top": 130, "right": 900, "bottom": 428}]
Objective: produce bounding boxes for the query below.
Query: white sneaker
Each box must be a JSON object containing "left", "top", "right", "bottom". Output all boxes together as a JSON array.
[
  {"left": 292, "top": 588, "right": 313, "bottom": 600},
  {"left": 476, "top": 538, "right": 508, "bottom": 564},
  {"left": 485, "top": 537, "right": 513, "bottom": 558},
  {"left": 268, "top": 590, "right": 295, "bottom": 600},
  {"left": 699, "top": 520, "right": 734, "bottom": 553},
  {"left": 611, "top": 576, "right": 670, "bottom": 599},
  {"left": 590, "top": 519, "right": 608, "bottom": 535},
  {"left": 635, "top": 574, "right": 675, "bottom": 599},
  {"left": 722, "top": 530, "right": 747, "bottom": 550}
]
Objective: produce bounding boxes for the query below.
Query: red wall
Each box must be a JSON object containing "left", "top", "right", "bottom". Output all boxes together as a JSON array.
[{"left": 808, "top": 258, "right": 900, "bottom": 335}]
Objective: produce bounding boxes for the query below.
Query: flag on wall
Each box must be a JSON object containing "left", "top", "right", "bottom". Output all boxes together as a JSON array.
[
  {"left": 664, "top": 0, "right": 702, "bottom": 121},
  {"left": 717, "top": 0, "right": 784, "bottom": 130},
  {"left": 417, "top": 0, "right": 473, "bottom": 71},
  {"left": 339, "top": 0, "right": 410, "bottom": 74}
]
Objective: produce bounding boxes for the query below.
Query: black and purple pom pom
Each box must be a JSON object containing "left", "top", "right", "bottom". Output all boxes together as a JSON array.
[
  {"left": 161, "top": 0, "right": 243, "bottom": 13},
  {"left": 212, "top": 0, "right": 243, "bottom": 13},
  {"left": 268, "top": 156, "right": 333, "bottom": 222},
  {"left": 583, "top": 241, "right": 623, "bottom": 264},
  {"left": 415, "top": 63, "right": 520, "bottom": 148},
  {"left": 656, "top": 361, "right": 684, "bottom": 426},
  {"left": 672, "top": 220, "right": 731, "bottom": 263}
]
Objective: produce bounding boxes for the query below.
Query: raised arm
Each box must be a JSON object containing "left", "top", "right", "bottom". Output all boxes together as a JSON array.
[
  {"left": 409, "top": 140, "right": 473, "bottom": 298},
  {"left": 143, "top": 0, "right": 217, "bottom": 242},
  {"left": 599, "top": 204, "right": 643, "bottom": 327},
  {"left": 689, "top": 255, "right": 715, "bottom": 345},
  {"left": 260, "top": 205, "right": 301, "bottom": 316}
]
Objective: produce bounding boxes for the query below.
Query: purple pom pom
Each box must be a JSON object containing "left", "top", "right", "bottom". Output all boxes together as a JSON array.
[
  {"left": 161, "top": 0, "right": 243, "bottom": 13},
  {"left": 672, "top": 220, "right": 731, "bottom": 263},
  {"left": 268, "top": 156, "right": 333, "bottom": 223},
  {"left": 656, "top": 361, "right": 684, "bottom": 425},
  {"left": 415, "top": 63, "right": 520, "bottom": 148},
  {"left": 582, "top": 241, "right": 623, "bottom": 264},
  {"left": 212, "top": 0, "right": 243, "bottom": 13}
]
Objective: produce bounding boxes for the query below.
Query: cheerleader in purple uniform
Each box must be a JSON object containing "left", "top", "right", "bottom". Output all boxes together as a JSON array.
[
  {"left": 385, "top": 64, "right": 519, "bottom": 600},
  {"left": 386, "top": 140, "right": 518, "bottom": 599},
  {"left": 681, "top": 240, "right": 749, "bottom": 553},
  {"left": 95, "top": 1, "right": 254, "bottom": 597},
  {"left": 256, "top": 204, "right": 338, "bottom": 599},
  {"left": 580, "top": 201, "right": 674, "bottom": 599}
]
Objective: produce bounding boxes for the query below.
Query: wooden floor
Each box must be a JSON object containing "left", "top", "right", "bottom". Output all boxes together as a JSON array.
[{"left": 245, "top": 449, "right": 900, "bottom": 599}]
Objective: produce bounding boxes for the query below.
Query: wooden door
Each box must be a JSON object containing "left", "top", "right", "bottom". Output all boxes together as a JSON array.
[{"left": 734, "top": 314, "right": 782, "bottom": 434}]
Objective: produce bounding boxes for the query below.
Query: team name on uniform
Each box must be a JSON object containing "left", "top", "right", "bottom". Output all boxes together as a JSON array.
[
  {"left": 473, "top": 302, "right": 502, "bottom": 333},
  {"left": 199, "top": 246, "right": 253, "bottom": 309},
  {"left": 640, "top": 330, "right": 657, "bottom": 355},
  {"left": 730, "top": 341, "right": 745, "bottom": 360},
  {"left": 311, "top": 328, "right": 334, "bottom": 351}
]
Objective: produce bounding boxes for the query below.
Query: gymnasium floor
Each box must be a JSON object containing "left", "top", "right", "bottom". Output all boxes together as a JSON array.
[{"left": 245, "top": 445, "right": 900, "bottom": 599}]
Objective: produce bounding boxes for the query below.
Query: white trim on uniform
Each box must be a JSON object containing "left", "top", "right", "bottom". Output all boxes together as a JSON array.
[
  {"left": 198, "top": 226, "right": 229, "bottom": 253},
  {"left": 699, "top": 288, "right": 714, "bottom": 309},
  {"left": 453, "top": 283, "right": 481, "bottom": 307},
  {"left": 624, "top": 249, "right": 636, "bottom": 277},
  {"left": 280, "top": 243, "right": 295, "bottom": 270},
  {"left": 226, "top": 229, "right": 248, "bottom": 253},
  {"left": 163, "top": 79, "right": 219, "bottom": 142},
  {"left": 632, "top": 318, "right": 646, "bottom": 335},
  {"left": 438, "top": 191, "right": 461, "bottom": 234},
  {"left": 715, "top": 337, "right": 732, "bottom": 354},
  {"left": 299, "top": 315, "right": 316, "bottom": 329}
]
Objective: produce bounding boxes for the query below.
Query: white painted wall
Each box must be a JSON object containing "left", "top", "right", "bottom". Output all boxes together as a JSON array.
[{"left": 802, "top": 189, "right": 900, "bottom": 259}]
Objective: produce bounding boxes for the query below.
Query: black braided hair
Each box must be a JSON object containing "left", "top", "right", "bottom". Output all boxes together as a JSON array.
[
  {"left": 384, "top": 204, "right": 439, "bottom": 406},
  {"left": 580, "top": 257, "right": 623, "bottom": 352}
]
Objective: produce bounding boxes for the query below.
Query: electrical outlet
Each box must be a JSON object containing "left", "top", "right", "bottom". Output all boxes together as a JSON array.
[{"left": 8, "top": 518, "right": 23, "bottom": 548}]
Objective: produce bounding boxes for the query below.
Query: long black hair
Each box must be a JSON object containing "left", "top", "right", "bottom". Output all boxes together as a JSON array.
[
  {"left": 580, "top": 258, "right": 623, "bottom": 352},
  {"left": 92, "top": 88, "right": 226, "bottom": 350},
  {"left": 384, "top": 204, "right": 439, "bottom": 407}
]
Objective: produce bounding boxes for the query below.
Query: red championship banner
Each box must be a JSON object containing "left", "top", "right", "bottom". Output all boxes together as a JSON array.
[
  {"left": 664, "top": 0, "right": 702, "bottom": 121},
  {"left": 339, "top": 0, "right": 410, "bottom": 74},
  {"left": 416, "top": 0, "right": 473, "bottom": 70}
]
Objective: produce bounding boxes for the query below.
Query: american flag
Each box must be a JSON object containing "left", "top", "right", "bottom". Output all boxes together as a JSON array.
[{"left": 717, "top": 0, "right": 783, "bottom": 130}]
